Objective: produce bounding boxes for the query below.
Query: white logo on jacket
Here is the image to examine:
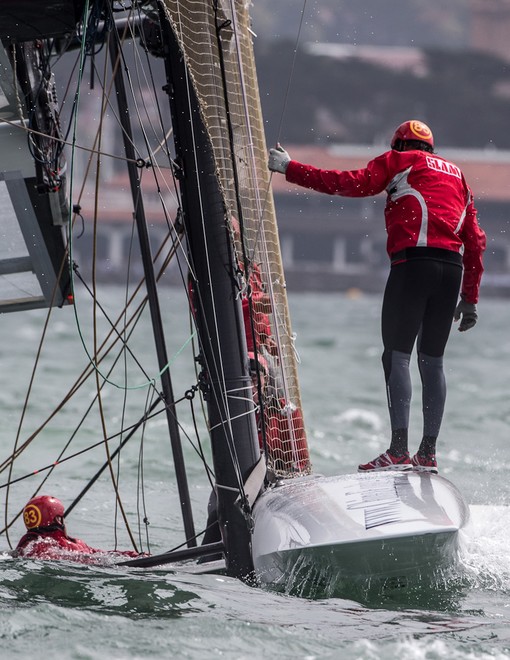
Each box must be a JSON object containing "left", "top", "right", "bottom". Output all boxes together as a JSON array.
[
  {"left": 426, "top": 156, "right": 462, "bottom": 179},
  {"left": 387, "top": 166, "right": 429, "bottom": 246}
]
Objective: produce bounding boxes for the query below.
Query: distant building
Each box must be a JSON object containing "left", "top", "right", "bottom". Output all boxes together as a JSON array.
[
  {"left": 470, "top": 0, "right": 510, "bottom": 62},
  {"left": 304, "top": 43, "right": 428, "bottom": 77}
]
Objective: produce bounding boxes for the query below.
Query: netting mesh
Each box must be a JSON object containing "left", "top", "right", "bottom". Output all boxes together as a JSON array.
[{"left": 160, "top": 0, "right": 311, "bottom": 475}]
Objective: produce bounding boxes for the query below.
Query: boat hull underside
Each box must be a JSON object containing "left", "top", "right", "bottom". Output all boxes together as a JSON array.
[{"left": 251, "top": 471, "right": 469, "bottom": 594}]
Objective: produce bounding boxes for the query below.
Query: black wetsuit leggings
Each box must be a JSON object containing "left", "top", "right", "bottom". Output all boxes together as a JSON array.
[{"left": 381, "top": 258, "right": 462, "bottom": 438}]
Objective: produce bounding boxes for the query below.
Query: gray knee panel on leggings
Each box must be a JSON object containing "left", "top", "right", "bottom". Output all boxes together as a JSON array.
[
  {"left": 385, "top": 350, "right": 412, "bottom": 430},
  {"left": 418, "top": 352, "right": 446, "bottom": 437}
]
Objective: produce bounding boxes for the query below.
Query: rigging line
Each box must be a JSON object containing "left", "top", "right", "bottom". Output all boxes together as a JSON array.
[
  {"left": 110, "top": 15, "right": 155, "bottom": 156},
  {"left": 70, "top": 245, "right": 184, "bottom": 391},
  {"left": 88, "top": 36, "right": 138, "bottom": 554},
  {"left": 107, "top": 13, "right": 179, "bottom": 184},
  {"left": 222, "top": 2, "right": 281, "bottom": 330},
  {"left": 213, "top": 14, "right": 269, "bottom": 441},
  {"left": 167, "top": 5, "right": 247, "bottom": 496},
  {"left": 122, "top": 7, "right": 176, "bottom": 163},
  {"left": 150, "top": 7, "right": 201, "bottom": 273},
  {"left": 4, "top": 340, "right": 196, "bottom": 537},
  {"left": 62, "top": 364, "right": 202, "bottom": 519},
  {"left": 109, "top": 24, "right": 183, "bottom": 215},
  {"left": 188, "top": 396, "right": 216, "bottom": 489},
  {"left": 187, "top": 268, "right": 248, "bottom": 499},
  {"left": 71, "top": 231, "right": 195, "bottom": 392},
  {"left": 70, "top": 167, "right": 156, "bottom": 392},
  {"left": 74, "top": 274, "right": 156, "bottom": 384},
  {"left": 0, "top": 393, "right": 168, "bottom": 536},
  {"left": 0, "top": 402, "right": 165, "bottom": 536},
  {"left": 69, "top": 287, "right": 197, "bottom": 392},
  {"left": 3, "top": 301, "right": 177, "bottom": 536},
  {"left": 134, "top": 17, "right": 187, "bottom": 214},
  {"left": 0, "top": 229, "right": 186, "bottom": 477},
  {"left": 0, "top": 219, "right": 188, "bottom": 480},
  {"left": 2, "top": 11, "right": 95, "bottom": 547},
  {"left": 0, "top": 116, "right": 141, "bottom": 166},
  {"left": 114, "top": 217, "right": 145, "bottom": 551},
  {"left": 136, "top": 385, "right": 157, "bottom": 553},
  {"left": 274, "top": 0, "right": 308, "bottom": 146},
  {"left": 209, "top": 402, "right": 258, "bottom": 430},
  {"left": 0, "top": 407, "right": 163, "bottom": 490},
  {"left": 222, "top": 5, "right": 269, "bottom": 227},
  {"left": 188, "top": 294, "right": 213, "bottom": 469},
  {"left": 63, "top": 33, "right": 182, "bottom": 391},
  {"left": 221, "top": 2, "right": 293, "bottom": 408},
  {"left": 3, "top": 275, "right": 63, "bottom": 546},
  {"left": 227, "top": 0, "right": 306, "bottom": 249},
  {"left": 67, "top": 0, "right": 94, "bottom": 371}
]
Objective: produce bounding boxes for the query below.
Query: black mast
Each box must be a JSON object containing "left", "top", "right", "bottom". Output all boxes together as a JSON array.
[{"left": 157, "top": 11, "right": 261, "bottom": 578}]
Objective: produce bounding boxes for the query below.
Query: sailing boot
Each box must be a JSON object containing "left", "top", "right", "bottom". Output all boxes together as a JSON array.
[{"left": 358, "top": 451, "right": 411, "bottom": 472}]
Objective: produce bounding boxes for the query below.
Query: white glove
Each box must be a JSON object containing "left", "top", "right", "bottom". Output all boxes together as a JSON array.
[{"left": 268, "top": 145, "right": 291, "bottom": 174}]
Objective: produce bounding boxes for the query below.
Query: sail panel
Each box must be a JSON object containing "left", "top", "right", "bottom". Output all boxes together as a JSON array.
[{"left": 160, "top": 0, "right": 311, "bottom": 476}]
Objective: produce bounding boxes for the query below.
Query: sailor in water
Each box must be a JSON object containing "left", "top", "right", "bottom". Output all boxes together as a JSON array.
[
  {"left": 269, "top": 120, "right": 486, "bottom": 474},
  {"left": 14, "top": 495, "right": 144, "bottom": 563}
]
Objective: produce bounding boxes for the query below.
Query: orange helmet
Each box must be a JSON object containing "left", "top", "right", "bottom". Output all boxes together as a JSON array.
[
  {"left": 391, "top": 120, "right": 434, "bottom": 150},
  {"left": 23, "top": 495, "right": 65, "bottom": 530}
]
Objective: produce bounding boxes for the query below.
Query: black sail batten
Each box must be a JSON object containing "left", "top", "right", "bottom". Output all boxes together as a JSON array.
[
  {"left": 158, "top": 8, "right": 260, "bottom": 579},
  {"left": 107, "top": 31, "right": 196, "bottom": 547}
]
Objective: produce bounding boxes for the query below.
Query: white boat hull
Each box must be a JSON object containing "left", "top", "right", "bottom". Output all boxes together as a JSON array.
[{"left": 252, "top": 471, "right": 469, "bottom": 594}]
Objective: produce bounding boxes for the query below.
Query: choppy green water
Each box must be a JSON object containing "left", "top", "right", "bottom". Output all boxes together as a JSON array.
[{"left": 1, "top": 288, "right": 509, "bottom": 659}]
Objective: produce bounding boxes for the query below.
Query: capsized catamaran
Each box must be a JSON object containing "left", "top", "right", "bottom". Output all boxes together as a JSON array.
[{"left": 0, "top": 0, "right": 468, "bottom": 596}]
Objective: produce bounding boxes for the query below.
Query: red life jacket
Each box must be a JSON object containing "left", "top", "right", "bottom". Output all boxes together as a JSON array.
[{"left": 14, "top": 528, "right": 141, "bottom": 563}]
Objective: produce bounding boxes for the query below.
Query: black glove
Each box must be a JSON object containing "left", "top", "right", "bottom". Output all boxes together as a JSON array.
[
  {"left": 268, "top": 145, "right": 291, "bottom": 174},
  {"left": 454, "top": 296, "right": 478, "bottom": 332}
]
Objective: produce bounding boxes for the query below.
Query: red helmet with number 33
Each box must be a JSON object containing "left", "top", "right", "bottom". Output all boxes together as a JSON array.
[
  {"left": 391, "top": 120, "right": 434, "bottom": 150},
  {"left": 22, "top": 495, "right": 65, "bottom": 530}
]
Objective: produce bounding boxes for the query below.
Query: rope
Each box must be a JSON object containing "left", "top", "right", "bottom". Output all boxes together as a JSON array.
[{"left": 273, "top": 0, "right": 309, "bottom": 146}]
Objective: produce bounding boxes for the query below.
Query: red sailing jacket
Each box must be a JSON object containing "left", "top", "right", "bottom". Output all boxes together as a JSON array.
[
  {"left": 14, "top": 529, "right": 141, "bottom": 563},
  {"left": 286, "top": 149, "right": 486, "bottom": 303}
]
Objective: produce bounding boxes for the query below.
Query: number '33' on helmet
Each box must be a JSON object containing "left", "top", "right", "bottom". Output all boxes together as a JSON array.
[{"left": 23, "top": 495, "right": 65, "bottom": 530}]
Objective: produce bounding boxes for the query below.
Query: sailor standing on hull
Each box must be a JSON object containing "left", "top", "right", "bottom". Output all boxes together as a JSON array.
[{"left": 268, "top": 120, "right": 486, "bottom": 474}]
